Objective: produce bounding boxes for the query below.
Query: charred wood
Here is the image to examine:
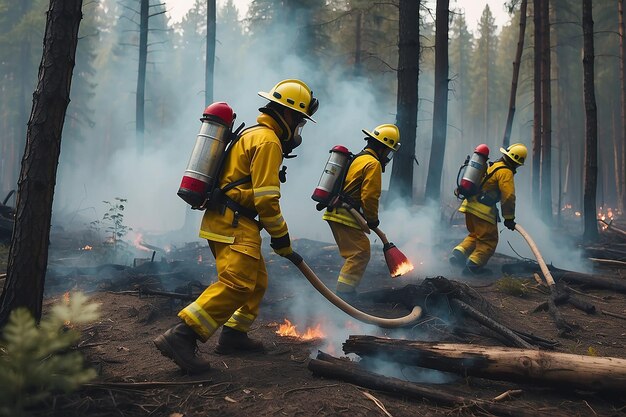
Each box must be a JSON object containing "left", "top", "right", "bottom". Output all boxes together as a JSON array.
[
  {"left": 308, "top": 351, "right": 541, "bottom": 417},
  {"left": 343, "top": 336, "right": 626, "bottom": 393},
  {"left": 502, "top": 261, "right": 626, "bottom": 292}
]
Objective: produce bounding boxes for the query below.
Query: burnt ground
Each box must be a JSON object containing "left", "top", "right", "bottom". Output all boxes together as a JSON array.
[{"left": 3, "top": 227, "right": 626, "bottom": 417}]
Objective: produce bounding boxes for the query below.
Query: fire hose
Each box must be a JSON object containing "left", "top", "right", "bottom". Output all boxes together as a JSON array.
[
  {"left": 514, "top": 224, "right": 556, "bottom": 287},
  {"left": 285, "top": 252, "right": 423, "bottom": 328}
]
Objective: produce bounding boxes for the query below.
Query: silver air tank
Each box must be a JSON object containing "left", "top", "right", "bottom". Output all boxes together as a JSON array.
[
  {"left": 311, "top": 145, "right": 352, "bottom": 205},
  {"left": 177, "top": 102, "right": 234, "bottom": 207}
]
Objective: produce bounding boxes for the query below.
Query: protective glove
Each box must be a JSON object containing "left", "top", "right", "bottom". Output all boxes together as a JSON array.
[
  {"left": 367, "top": 219, "right": 380, "bottom": 229},
  {"left": 315, "top": 202, "right": 327, "bottom": 211},
  {"left": 270, "top": 233, "right": 293, "bottom": 257},
  {"left": 504, "top": 218, "right": 516, "bottom": 231}
]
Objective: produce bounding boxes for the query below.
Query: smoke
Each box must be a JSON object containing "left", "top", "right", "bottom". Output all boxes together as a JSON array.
[{"left": 52, "top": 2, "right": 590, "bottom": 282}]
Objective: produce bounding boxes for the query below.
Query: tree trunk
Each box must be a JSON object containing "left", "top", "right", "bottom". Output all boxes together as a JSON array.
[
  {"left": 617, "top": 0, "right": 626, "bottom": 213},
  {"left": 502, "top": 0, "right": 528, "bottom": 148},
  {"left": 533, "top": 0, "right": 543, "bottom": 212},
  {"left": 343, "top": 336, "right": 626, "bottom": 392},
  {"left": 582, "top": 0, "right": 598, "bottom": 242},
  {"left": 389, "top": 0, "right": 419, "bottom": 203},
  {"left": 0, "top": 0, "right": 84, "bottom": 325},
  {"left": 205, "top": 0, "right": 216, "bottom": 105},
  {"left": 354, "top": 9, "right": 363, "bottom": 77},
  {"left": 540, "top": 0, "right": 552, "bottom": 223},
  {"left": 136, "top": 0, "right": 149, "bottom": 155},
  {"left": 424, "top": 0, "right": 449, "bottom": 202}
]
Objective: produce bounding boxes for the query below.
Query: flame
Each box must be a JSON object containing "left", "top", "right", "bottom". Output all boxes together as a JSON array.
[
  {"left": 80, "top": 245, "right": 92, "bottom": 251},
  {"left": 597, "top": 206, "right": 616, "bottom": 230},
  {"left": 133, "top": 233, "right": 151, "bottom": 251},
  {"left": 392, "top": 260, "right": 414, "bottom": 277},
  {"left": 63, "top": 292, "right": 72, "bottom": 327},
  {"left": 275, "top": 319, "right": 325, "bottom": 340},
  {"left": 575, "top": 211, "right": 581, "bottom": 217}
]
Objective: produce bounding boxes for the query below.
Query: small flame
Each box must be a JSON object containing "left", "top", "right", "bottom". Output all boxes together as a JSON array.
[
  {"left": 392, "top": 260, "right": 414, "bottom": 277},
  {"left": 575, "top": 211, "right": 581, "bottom": 217},
  {"left": 63, "top": 292, "right": 72, "bottom": 327},
  {"left": 133, "top": 233, "right": 151, "bottom": 251},
  {"left": 81, "top": 245, "right": 92, "bottom": 251},
  {"left": 598, "top": 206, "right": 615, "bottom": 230},
  {"left": 275, "top": 319, "right": 325, "bottom": 340}
]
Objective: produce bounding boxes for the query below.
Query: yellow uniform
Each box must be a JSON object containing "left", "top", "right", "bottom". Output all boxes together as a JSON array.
[
  {"left": 323, "top": 148, "right": 382, "bottom": 291},
  {"left": 454, "top": 160, "right": 516, "bottom": 267},
  {"left": 179, "top": 113, "right": 288, "bottom": 341}
]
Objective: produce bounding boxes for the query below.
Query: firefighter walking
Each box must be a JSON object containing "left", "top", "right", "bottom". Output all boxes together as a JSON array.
[
  {"left": 323, "top": 124, "right": 401, "bottom": 297},
  {"left": 449, "top": 143, "right": 527, "bottom": 274},
  {"left": 154, "top": 79, "right": 319, "bottom": 373}
]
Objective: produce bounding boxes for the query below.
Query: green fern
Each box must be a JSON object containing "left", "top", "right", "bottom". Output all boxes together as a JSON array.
[{"left": 0, "top": 292, "right": 100, "bottom": 417}]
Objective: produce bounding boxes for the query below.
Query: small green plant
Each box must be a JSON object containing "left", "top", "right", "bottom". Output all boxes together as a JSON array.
[
  {"left": 90, "top": 197, "right": 132, "bottom": 249},
  {"left": 495, "top": 276, "right": 529, "bottom": 297},
  {"left": 0, "top": 292, "right": 100, "bottom": 417}
]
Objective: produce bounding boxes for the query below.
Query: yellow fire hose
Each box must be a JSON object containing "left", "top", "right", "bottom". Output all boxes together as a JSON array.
[
  {"left": 285, "top": 252, "right": 423, "bottom": 328},
  {"left": 514, "top": 224, "right": 556, "bottom": 287}
]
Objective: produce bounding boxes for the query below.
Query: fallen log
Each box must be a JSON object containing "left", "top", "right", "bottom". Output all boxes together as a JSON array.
[
  {"left": 343, "top": 336, "right": 626, "bottom": 393},
  {"left": 450, "top": 298, "right": 533, "bottom": 348},
  {"left": 501, "top": 261, "right": 626, "bottom": 293},
  {"left": 308, "top": 351, "right": 544, "bottom": 417}
]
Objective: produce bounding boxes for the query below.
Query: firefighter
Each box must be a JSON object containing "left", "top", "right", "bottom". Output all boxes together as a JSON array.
[
  {"left": 154, "top": 79, "right": 319, "bottom": 373},
  {"left": 323, "top": 124, "right": 401, "bottom": 297},
  {"left": 449, "top": 143, "right": 527, "bottom": 274}
]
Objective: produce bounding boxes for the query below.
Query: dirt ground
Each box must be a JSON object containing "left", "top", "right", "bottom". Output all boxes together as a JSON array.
[{"left": 4, "top": 229, "right": 626, "bottom": 417}]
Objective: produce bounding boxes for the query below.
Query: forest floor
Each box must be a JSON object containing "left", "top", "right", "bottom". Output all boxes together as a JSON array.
[{"left": 2, "top": 224, "right": 626, "bottom": 417}]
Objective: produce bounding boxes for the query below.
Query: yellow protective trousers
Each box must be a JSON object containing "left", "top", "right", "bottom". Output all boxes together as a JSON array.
[
  {"left": 454, "top": 212, "right": 499, "bottom": 267},
  {"left": 328, "top": 221, "right": 371, "bottom": 291},
  {"left": 178, "top": 239, "right": 268, "bottom": 342}
]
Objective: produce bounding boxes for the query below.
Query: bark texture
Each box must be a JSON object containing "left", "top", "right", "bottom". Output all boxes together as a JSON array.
[{"left": 0, "top": 0, "right": 84, "bottom": 325}]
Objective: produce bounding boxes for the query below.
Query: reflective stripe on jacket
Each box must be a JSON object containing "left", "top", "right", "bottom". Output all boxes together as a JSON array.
[
  {"left": 199, "top": 113, "right": 287, "bottom": 242},
  {"left": 323, "top": 148, "right": 382, "bottom": 229},
  {"left": 459, "top": 160, "right": 516, "bottom": 225}
]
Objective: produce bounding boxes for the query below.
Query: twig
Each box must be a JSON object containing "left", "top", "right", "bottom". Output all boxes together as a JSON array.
[
  {"left": 601, "top": 309, "right": 626, "bottom": 320},
  {"left": 493, "top": 389, "right": 523, "bottom": 402},
  {"left": 588, "top": 258, "right": 626, "bottom": 267},
  {"left": 84, "top": 378, "right": 213, "bottom": 390},
  {"left": 362, "top": 391, "right": 393, "bottom": 417},
  {"left": 281, "top": 384, "right": 339, "bottom": 398},
  {"left": 583, "top": 399, "right": 598, "bottom": 416}
]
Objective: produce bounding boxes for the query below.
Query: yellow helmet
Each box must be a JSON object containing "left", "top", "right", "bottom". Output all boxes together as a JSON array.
[
  {"left": 258, "top": 79, "right": 318, "bottom": 122},
  {"left": 362, "top": 124, "right": 401, "bottom": 151},
  {"left": 499, "top": 143, "right": 527, "bottom": 165}
]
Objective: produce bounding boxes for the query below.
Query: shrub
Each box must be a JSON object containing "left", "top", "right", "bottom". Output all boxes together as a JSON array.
[{"left": 0, "top": 292, "right": 100, "bottom": 417}]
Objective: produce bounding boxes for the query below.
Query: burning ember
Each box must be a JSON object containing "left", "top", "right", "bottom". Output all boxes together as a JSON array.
[
  {"left": 598, "top": 206, "right": 615, "bottom": 230},
  {"left": 275, "top": 319, "right": 325, "bottom": 341},
  {"left": 63, "top": 292, "right": 72, "bottom": 327},
  {"left": 391, "top": 260, "right": 414, "bottom": 278}
]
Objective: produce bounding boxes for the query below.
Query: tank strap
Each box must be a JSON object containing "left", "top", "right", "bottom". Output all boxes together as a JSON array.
[
  {"left": 477, "top": 165, "right": 513, "bottom": 207},
  {"left": 341, "top": 151, "right": 374, "bottom": 200}
]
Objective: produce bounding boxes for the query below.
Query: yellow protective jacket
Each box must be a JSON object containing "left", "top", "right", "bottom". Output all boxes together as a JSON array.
[
  {"left": 323, "top": 148, "right": 382, "bottom": 229},
  {"left": 199, "top": 113, "right": 288, "bottom": 243},
  {"left": 459, "top": 160, "right": 516, "bottom": 225}
]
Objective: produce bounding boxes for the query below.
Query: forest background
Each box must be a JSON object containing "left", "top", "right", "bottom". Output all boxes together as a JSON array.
[{"left": 0, "top": 0, "right": 618, "bottom": 248}]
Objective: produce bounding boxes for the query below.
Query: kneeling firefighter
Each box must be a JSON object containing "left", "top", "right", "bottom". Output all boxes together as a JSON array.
[
  {"left": 154, "top": 79, "right": 319, "bottom": 373},
  {"left": 322, "top": 124, "right": 401, "bottom": 297},
  {"left": 449, "top": 143, "right": 527, "bottom": 274}
]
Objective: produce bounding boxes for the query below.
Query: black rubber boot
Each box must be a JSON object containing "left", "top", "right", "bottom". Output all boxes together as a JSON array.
[
  {"left": 462, "top": 260, "right": 490, "bottom": 276},
  {"left": 448, "top": 249, "right": 466, "bottom": 267},
  {"left": 335, "top": 281, "right": 358, "bottom": 303},
  {"left": 215, "top": 326, "right": 265, "bottom": 355},
  {"left": 154, "top": 323, "right": 211, "bottom": 373}
]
